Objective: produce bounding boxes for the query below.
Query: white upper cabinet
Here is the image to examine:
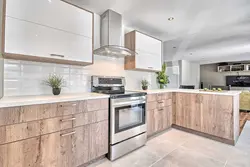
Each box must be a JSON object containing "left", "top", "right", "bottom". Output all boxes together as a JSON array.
[
  {"left": 4, "top": 0, "right": 93, "bottom": 65},
  {"left": 125, "top": 31, "right": 162, "bottom": 72},
  {"left": 6, "top": 0, "right": 92, "bottom": 38}
]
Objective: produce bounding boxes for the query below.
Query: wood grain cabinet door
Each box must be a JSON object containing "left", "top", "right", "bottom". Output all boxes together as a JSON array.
[
  {"left": 162, "top": 106, "right": 172, "bottom": 129},
  {"left": 200, "top": 94, "right": 233, "bottom": 139},
  {"left": 73, "top": 120, "right": 109, "bottom": 167},
  {"left": 175, "top": 93, "right": 201, "bottom": 131},
  {"left": 147, "top": 109, "right": 155, "bottom": 136},
  {"left": 0, "top": 132, "right": 62, "bottom": 167}
]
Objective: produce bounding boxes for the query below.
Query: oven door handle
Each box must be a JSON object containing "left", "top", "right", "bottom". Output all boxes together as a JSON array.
[{"left": 112, "top": 101, "right": 145, "bottom": 107}]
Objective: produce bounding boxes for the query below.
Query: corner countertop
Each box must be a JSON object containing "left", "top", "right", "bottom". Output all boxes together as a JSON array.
[
  {"left": 0, "top": 93, "right": 110, "bottom": 108},
  {"left": 134, "top": 89, "right": 242, "bottom": 96}
]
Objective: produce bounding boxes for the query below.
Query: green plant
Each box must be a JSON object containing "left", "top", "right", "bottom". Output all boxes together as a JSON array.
[
  {"left": 141, "top": 79, "right": 149, "bottom": 87},
  {"left": 43, "top": 74, "right": 65, "bottom": 89},
  {"left": 156, "top": 63, "right": 169, "bottom": 89}
]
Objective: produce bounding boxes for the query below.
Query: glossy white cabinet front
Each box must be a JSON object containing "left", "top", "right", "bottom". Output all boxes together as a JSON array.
[
  {"left": 135, "top": 32, "right": 162, "bottom": 71},
  {"left": 6, "top": 0, "right": 92, "bottom": 38},
  {"left": 4, "top": 0, "right": 93, "bottom": 64},
  {"left": 5, "top": 17, "right": 92, "bottom": 63}
]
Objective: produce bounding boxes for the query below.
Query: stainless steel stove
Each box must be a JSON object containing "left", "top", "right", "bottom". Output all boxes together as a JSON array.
[{"left": 91, "top": 76, "right": 147, "bottom": 161}]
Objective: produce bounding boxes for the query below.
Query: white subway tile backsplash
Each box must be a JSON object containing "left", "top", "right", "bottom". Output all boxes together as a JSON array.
[{"left": 4, "top": 55, "right": 158, "bottom": 96}]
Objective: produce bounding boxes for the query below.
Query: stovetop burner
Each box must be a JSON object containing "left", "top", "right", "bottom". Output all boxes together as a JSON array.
[{"left": 91, "top": 76, "right": 146, "bottom": 98}]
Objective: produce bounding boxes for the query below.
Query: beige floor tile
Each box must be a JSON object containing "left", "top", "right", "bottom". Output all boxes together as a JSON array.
[
  {"left": 151, "top": 147, "right": 224, "bottom": 167},
  {"left": 181, "top": 135, "right": 235, "bottom": 163},
  {"left": 150, "top": 129, "right": 197, "bottom": 145},
  {"left": 145, "top": 139, "right": 178, "bottom": 158},
  {"left": 227, "top": 150, "right": 250, "bottom": 167}
]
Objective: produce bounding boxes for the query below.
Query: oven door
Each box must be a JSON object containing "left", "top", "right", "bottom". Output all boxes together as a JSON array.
[{"left": 110, "top": 96, "right": 147, "bottom": 144}]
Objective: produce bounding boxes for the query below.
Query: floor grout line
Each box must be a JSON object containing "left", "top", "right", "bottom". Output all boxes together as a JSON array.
[{"left": 148, "top": 147, "right": 178, "bottom": 167}]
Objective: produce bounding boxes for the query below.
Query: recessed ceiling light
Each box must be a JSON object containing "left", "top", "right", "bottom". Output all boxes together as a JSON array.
[
  {"left": 168, "top": 17, "right": 174, "bottom": 21},
  {"left": 190, "top": 53, "right": 193, "bottom": 55}
]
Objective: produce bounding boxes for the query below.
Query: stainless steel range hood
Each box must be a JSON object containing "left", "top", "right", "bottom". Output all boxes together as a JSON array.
[{"left": 94, "top": 10, "right": 136, "bottom": 58}]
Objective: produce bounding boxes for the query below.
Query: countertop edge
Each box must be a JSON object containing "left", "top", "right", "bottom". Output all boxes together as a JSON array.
[
  {"left": 0, "top": 94, "right": 110, "bottom": 108},
  {"left": 135, "top": 90, "right": 242, "bottom": 96}
]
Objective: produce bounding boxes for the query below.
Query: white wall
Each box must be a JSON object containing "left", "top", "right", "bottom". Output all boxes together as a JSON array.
[{"left": 200, "top": 64, "right": 250, "bottom": 89}]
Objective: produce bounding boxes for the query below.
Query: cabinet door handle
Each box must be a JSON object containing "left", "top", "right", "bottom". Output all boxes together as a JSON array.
[
  {"left": 60, "top": 117, "right": 76, "bottom": 122},
  {"left": 60, "top": 131, "right": 76, "bottom": 137},
  {"left": 148, "top": 67, "right": 153, "bottom": 69},
  {"left": 158, "top": 101, "right": 164, "bottom": 104},
  {"left": 50, "top": 54, "right": 65, "bottom": 58},
  {"left": 72, "top": 103, "right": 77, "bottom": 106},
  {"left": 158, "top": 108, "right": 164, "bottom": 111}
]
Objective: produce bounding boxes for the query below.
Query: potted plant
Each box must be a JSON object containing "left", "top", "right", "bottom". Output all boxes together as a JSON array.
[
  {"left": 141, "top": 79, "right": 149, "bottom": 90},
  {"left": 156, "top": 63, "right": 169, "bottom": 89},
  {"left": 44, "top": 74, "right": 65, "bottom": 95}
]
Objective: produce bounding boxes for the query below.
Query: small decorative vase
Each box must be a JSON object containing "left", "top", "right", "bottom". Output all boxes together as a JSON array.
[
  {"left": 52, "top": 88, "right": 61, "bottom": 95},
  {"left": 159, "top": 84, "right": 165, "bottom": 89},
  {"left": 142, "top": 86, "right": 148, "bottom": 90}
]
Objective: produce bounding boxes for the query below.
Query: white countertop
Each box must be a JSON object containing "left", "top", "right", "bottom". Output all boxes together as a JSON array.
[
  {"left": 135, "top": 88, "right": 242, "bottom": 96},
  {"left": 0, "top": 93, "right": 110, "bottom": 108}
]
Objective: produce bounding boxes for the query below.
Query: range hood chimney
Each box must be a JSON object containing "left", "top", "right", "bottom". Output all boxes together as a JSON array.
[{"left": 94, "top": 10, "right": 136, "bottom": 58}]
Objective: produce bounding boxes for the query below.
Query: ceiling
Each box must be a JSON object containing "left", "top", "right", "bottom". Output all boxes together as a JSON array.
[{"left": 67, "top": 0, "right": 250, "bottom": 64}]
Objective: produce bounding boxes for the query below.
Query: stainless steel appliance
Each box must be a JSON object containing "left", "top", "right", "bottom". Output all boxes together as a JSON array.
[
  {"left": 91, "top": 76, "right": 147, "bottom": 161},
  {"left": 93, "top": 10, "right": 137, "bottom": 58}
]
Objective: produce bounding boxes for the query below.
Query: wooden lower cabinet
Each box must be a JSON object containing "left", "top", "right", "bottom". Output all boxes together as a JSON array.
[
  {"left": 175, "top": 92, "right": 234, "bottom": 140},
  {"left": 175, "top": 93, "right": 201, "bottom": 131},
  {"left": 147, "top": 93, "right": 172, "bottom": 137},
  {"left": 0, "top": 120, "right": 108, "bottom": 167},
  {"left": 200, "top": 94, "right": 233, "bottom": 140}
]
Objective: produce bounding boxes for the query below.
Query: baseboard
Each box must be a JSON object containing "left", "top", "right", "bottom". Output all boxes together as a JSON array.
[{"left": 172, "top": 125, "right": 235, "bottom": 146}]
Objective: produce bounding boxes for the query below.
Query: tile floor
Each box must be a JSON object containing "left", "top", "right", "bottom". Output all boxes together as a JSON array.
[{"left": 89, "top": 121, "right": 250, "bottom": 167}]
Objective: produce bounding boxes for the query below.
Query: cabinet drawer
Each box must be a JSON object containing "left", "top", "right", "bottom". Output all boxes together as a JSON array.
[
  {"left": 74, "top": 109, "right": 109, "bottom": 127},
  {"left": 57, "top": 101, "right": 80, "bottom": 115},
  {"left": 0, "top": 109, "right": 109, "bottom": 145},
  {"left": 5, "top": 17, "right": 93, "bottom": 63},
  {"left": 0, "top": 115, "right": 75, "bottom": 145},
  {"left": 87, "top": 98, "right": 109, "bottom": 112},
  {"left": 0, "top": 103, "right": 57, "bottom": 126},
  {"left": 147, "top": 94, "right": 157, "bottom": 102},
  {"left": 157, "top": 99, "right": 172, "bottom": 108},
  {"left": 6, "top": 0, "right": 93, "bottom": 37}
]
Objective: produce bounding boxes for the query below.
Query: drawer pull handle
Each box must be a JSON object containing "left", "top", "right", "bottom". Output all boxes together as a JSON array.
[
  {"left": 50, "top": 54, "right": 65, "bottom": 58},
  {"left": 148, "top": 67, "right": 153, "bottom": 69},
  {"left": 158, "top": 108, "right": 164, "bottom": 111},
  {"left": 60, "top": 118, "right": 76, "bottom": 122},
  {"left": 72, "top": 104, "right": 77, "bottom": 106},
  {"left": 60, "top": 131, "right": 76, "bottom": 137},
  {"left": 158, "top": 101, "right": 164, "bottom": 103}
]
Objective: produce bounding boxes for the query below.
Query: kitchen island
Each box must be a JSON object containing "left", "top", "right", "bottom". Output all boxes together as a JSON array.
[{"left": 141, "top": 89, "right": 241, "bottom": 145}]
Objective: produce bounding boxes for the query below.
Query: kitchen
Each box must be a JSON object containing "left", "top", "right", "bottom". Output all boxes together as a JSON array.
[{"left": 0, "top": 0, "right": 249, "bottom": 167}]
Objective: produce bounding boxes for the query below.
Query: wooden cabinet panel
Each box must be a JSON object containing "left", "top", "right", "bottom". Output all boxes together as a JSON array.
[
  {"left": 0, "top": 132, "right": 61, "bottom": 167},
  {"left": 147, "top": 109, "right": 155, "bottom": 136},
  {"left": 175, "top": 93, "right": 201, "bottom": 131},
  {"left": 57, "top": 101, "right": 80, "bottom": 115},
  {"left": 87, "top": 99, "right": 109, "bottom": 112},
  {"left": 163, "top": 106, "right": 172, "bottom": 130},
  {"left": 147, "top": 94, "right": 157, "bottom": 102},
  {"left": 201, "top": 94, "right": 233, "bottom": 139},
  {"left": 89, "top": 120, "right": 109, "bottom": 161},
  {"left": 0, "top": 104, "right": 57, "bottom": 126},
  {"left": 0, "top": 107, "right": 21, "bottom": 126},
  {"left": 147, "top": 93, "right": 173, "bottom": 137},
  {"left": 174, "top": 93, "right": 234, "bottom": 140}
]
